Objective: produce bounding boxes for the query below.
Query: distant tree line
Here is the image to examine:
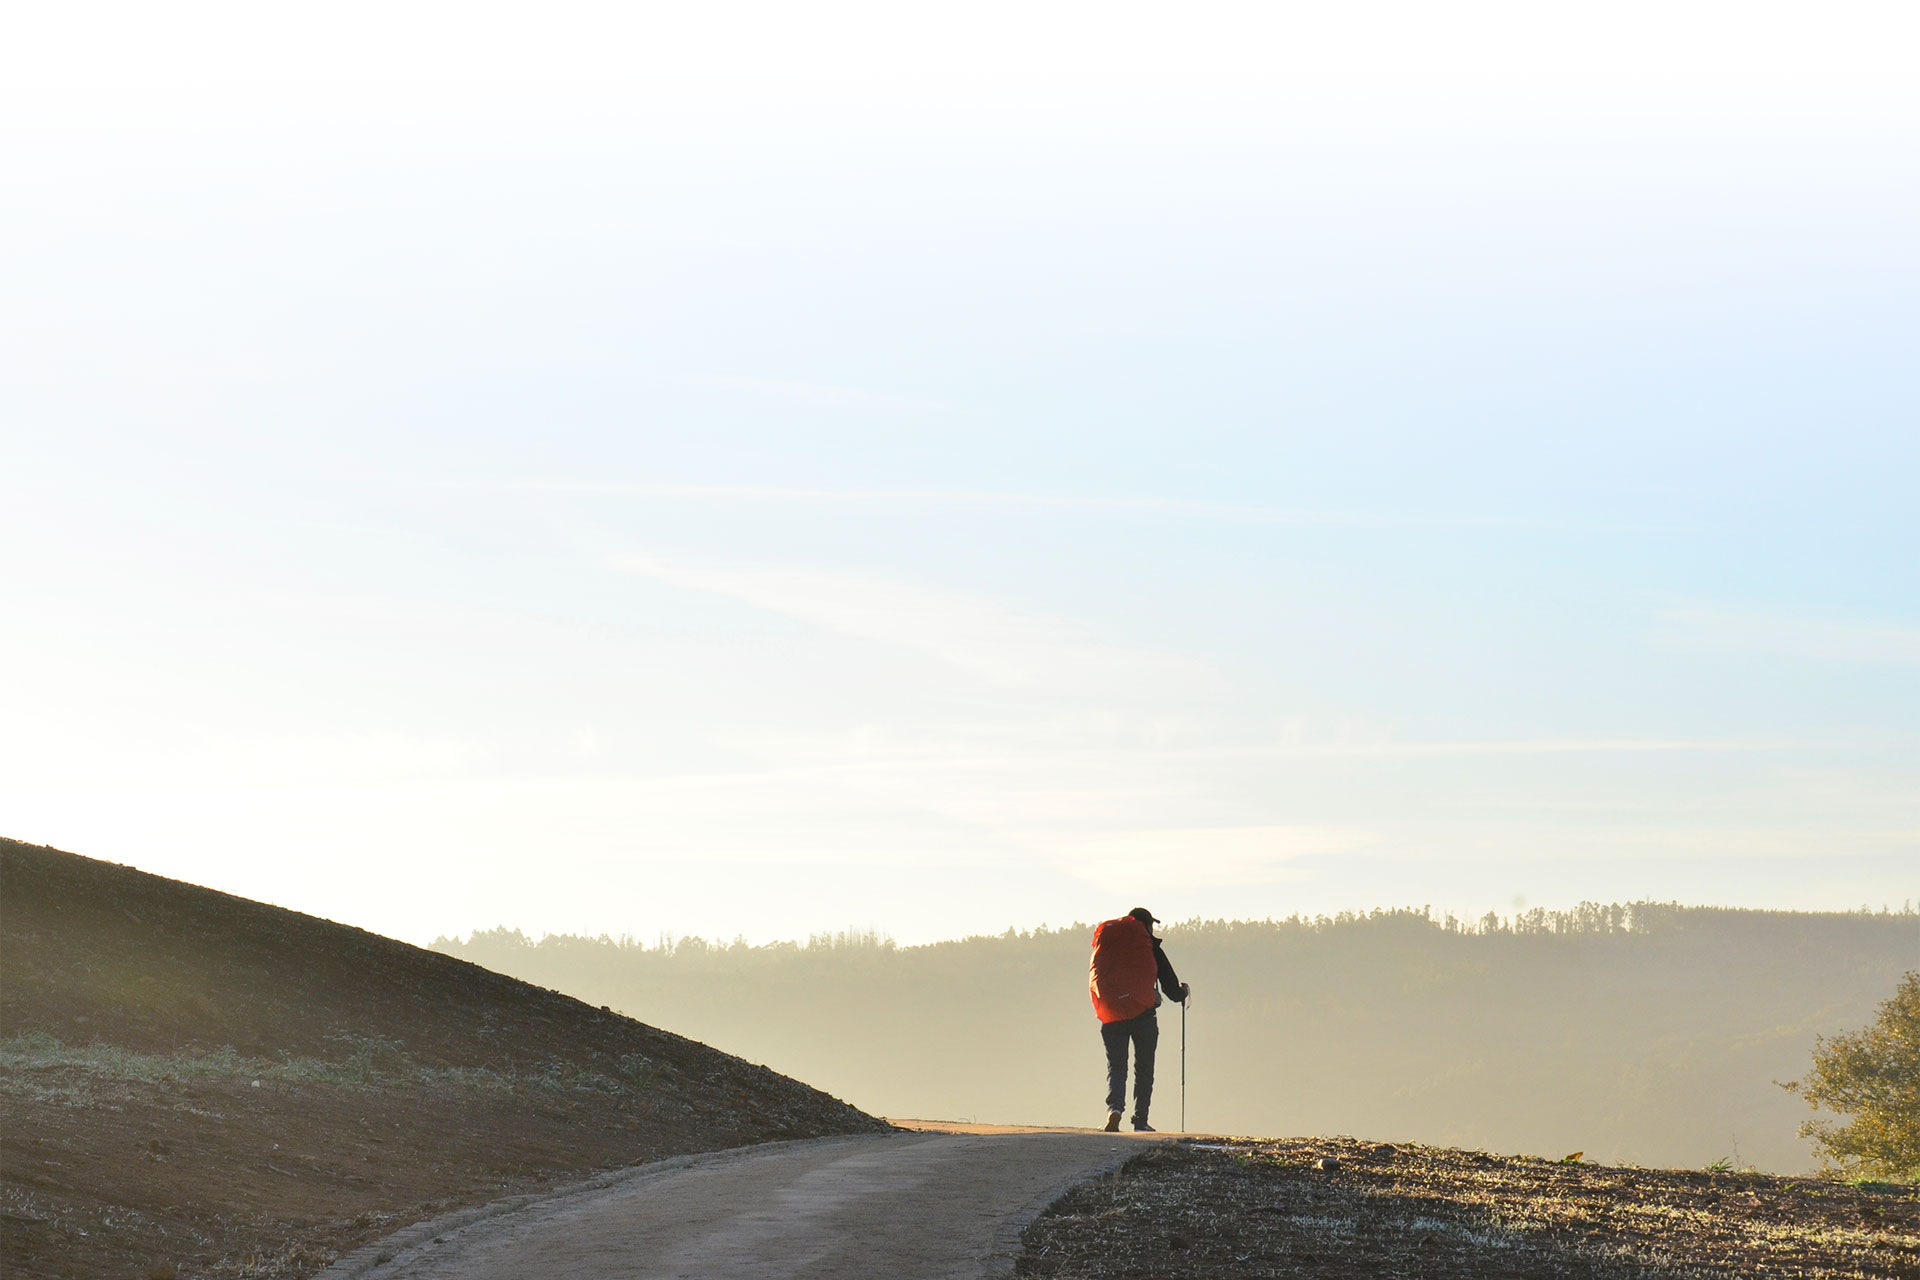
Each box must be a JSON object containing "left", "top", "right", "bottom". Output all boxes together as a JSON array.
[{"left": 436, "top": 902, "right": 1919, "bottom": 1175}]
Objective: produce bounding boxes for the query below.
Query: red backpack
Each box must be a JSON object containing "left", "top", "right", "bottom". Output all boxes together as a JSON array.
[{"left": 1089, "top": 915, "right": 1158, "bottom": 1024}]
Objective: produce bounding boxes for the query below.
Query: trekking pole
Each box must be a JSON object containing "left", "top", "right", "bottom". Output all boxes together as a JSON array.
[{"left": 1181, "top": 992, "right": 1188, "bottom": 1132}]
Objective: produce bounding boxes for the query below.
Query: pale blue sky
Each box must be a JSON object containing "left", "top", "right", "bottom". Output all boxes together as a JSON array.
[{"left": 3, "top": 3, "right": 1915, "bottom": 943}]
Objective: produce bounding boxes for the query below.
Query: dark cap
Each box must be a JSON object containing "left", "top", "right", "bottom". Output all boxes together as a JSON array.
[{"left": 1128, "top": 907, "right": 1158, "bottom": 926}]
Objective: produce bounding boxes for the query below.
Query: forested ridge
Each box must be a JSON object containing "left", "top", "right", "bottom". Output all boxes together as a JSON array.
[{"left": 435, "top": 902, "right": 1918, "bottom": 1173}]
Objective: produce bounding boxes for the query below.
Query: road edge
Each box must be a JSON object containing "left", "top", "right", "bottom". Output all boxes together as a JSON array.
[
  {"left": 311, "top": 1133, "right": 884, "bottom": 1280},
  {"left": 983, "top": 1139, "right": 1167, "bottom": 1277}
]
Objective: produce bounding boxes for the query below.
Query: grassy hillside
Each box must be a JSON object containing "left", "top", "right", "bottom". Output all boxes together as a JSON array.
[
  {"left": 0, "top": 838, "right": 887, "bottom": 1279},
  {"left": 435, "top": 903, "right": 1919, "bottom": 1174}
]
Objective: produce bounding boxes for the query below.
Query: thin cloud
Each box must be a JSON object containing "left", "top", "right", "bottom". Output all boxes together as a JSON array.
[
  {"left": 537, "top": 734, "right": 1796, "bottom": 796},
  {"left": 442, "top": 477, "right": 1388, "bottom": 525},
  {"left": 1453, "top": 825, "right": 1920, "bottom": 862},
  {"left": 608, "top": 551, "right": 1215, "bottom": 696},
  {"left": 436, "top": 477, "right": 1685, "bottom": 534},
  {"left": 1661, "top": 605, "right": 1920, "bottom": 664},
  {"left": 1255, "top": 737, "right": 1795, "bottom": 757},
  {"left": 669, "top": 373, "right": 960, "bottom": 415},
  {"left": 1026, "top": 825, "right": 1373, "bottom": 889}
]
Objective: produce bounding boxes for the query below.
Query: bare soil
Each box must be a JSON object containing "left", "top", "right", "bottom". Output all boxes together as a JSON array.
[
  {"left": 1018, "top": 1137, "right": 1920, "bottom": 1279},
  {"left": 0, "top": 838, "right": 889, "bottom": 1280}
]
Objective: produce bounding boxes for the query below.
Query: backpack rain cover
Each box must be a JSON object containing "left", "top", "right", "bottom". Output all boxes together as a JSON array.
[{"left": 1089, "top": 915, "right": 1158, "bottom": 1024}]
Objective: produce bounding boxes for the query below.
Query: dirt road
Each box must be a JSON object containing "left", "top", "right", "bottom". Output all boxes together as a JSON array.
[{"left": 321, "top": 1127, "right": 1157, "bottom": 1280}]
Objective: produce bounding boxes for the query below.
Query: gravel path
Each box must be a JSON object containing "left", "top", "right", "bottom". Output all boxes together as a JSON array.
[{"left": 328, "top": 1129, "right": 1154, "bottom": 1280}]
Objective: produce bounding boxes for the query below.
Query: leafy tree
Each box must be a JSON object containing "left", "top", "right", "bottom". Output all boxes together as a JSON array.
[{"left": 1783, "top": 972, "right": 1920, "bottom": 1181}]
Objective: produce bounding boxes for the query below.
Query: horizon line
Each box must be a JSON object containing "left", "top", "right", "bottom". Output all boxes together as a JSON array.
[{"left": 429, "top": 896, "right": 1920, "bottom": 952}]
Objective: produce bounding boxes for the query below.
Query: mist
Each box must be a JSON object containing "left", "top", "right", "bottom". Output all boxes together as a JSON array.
[{"left": 435, "top": 902, "right": 1916, "bottom": 1175}]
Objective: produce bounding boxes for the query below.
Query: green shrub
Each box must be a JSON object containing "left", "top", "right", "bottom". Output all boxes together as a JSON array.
[{"left": 1783, "top": 972, "right": 1920, "bottom": 1182}]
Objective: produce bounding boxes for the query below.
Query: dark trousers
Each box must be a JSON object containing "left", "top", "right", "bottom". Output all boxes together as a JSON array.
[{"left": 1101, "top": 1007, "right": 1158, "bottom": 1122}]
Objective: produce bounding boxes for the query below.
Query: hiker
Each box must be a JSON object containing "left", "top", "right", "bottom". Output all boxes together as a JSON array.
[{"left": 1088, "top": 906, "right": 1188, "bottom": 1132}]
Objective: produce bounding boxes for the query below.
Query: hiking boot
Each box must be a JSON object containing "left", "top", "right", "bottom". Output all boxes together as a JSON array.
[
  {"left": 1132, "top": 1119, "right": 1156, "bottom": 1132},
  {"left": 1103, "top": 1110, "right": 1122, "bottom": 1133}
]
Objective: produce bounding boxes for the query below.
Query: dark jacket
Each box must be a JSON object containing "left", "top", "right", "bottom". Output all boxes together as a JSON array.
[{"left": 1150, "top": 937, "right": 1184, "bottom": 1007}]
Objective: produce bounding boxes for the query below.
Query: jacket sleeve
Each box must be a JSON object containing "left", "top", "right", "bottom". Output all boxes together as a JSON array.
[{"left": 1152, "top": 940, "right": 1184, "bottom": 1002}]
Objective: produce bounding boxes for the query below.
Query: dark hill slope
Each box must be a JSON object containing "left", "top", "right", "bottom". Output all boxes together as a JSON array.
[
  {"left": 1, "top": 836, "right": 855, "bottom": 1093},
  {"left": 0, "top": 838, "right": 888, "bottom": 1279}
]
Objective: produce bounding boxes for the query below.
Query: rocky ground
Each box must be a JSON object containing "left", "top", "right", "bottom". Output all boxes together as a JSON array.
[
  {"left": 1018, "top": 1136, "right": 1919, "bottom": 1279},
  {"left": 0, "top": 838, "right": 889, "bottom": 1279}
]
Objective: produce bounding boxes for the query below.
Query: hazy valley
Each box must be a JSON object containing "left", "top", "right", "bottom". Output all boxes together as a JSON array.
[{"left": 437, "top": 902, "right": 1918, "bottom": 1175}]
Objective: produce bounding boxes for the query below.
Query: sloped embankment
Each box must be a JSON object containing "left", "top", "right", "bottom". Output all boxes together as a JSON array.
[{"left": 0, "top": 838, "right": 889, "bottom": 1279}]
